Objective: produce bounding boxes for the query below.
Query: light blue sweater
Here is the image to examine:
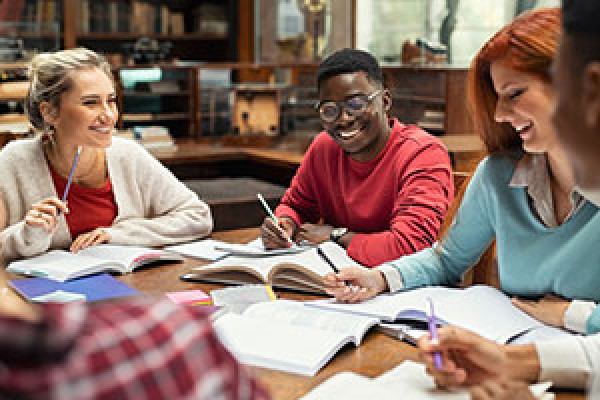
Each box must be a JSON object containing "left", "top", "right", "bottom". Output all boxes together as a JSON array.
[{"left": 387, "top": 154, "right": 600, "bottom": 334}]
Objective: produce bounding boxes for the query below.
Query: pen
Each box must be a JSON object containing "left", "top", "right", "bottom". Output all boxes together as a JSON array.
[
  {"left": 257, "top": 193, "right": 294, "bottom": 246},
  {"left": 427, "top": 297, "right": 443, "bottom": 370},
  {"left": 316, "top": 246, "right": 340, "bottom": 273},
  {"left": 59, "top": 146, "right": 82, "bottom": 215},
  {"left": 317, "top": 246, "right": 352, "bottom": 288},
  {"left": 62, "top": 146, "right": 82, "bottom": 202}
]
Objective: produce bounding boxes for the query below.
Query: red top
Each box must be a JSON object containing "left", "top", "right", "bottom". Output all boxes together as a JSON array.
[
  {"left": 276, "top": 118, "right": 454, "bottom": 267},
  {"left": 49, "top": 164, "right": 118, "bottom": 238}
]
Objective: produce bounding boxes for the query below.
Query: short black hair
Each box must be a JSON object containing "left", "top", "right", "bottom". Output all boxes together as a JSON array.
[
  {"left": 316, "top": 48, "right": 384, "bottom": 91},
  {"left": 562, "top": 0, "right": 600, "bottom": 74},
  {"left": 563, "top": 0, "right": 600, "bottom": 34}
]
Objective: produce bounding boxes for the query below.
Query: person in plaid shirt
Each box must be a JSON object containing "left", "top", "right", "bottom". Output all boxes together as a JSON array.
[{"left": 0, "top": 271, "right": 268, "bottom": 399}]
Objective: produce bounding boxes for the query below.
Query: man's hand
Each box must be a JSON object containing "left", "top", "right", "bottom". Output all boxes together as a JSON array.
[
  {"left": 260, "top": 216, "right": 296, "bottom": 249},
  {"left": 512, "top": 295, "right": 570, "bottom": 328},
  {"left": 323, "top": 267, "right": 387, "bottom": 302},
  {"left": 295, "top": 223, "right": 334, "bottom": 245}
]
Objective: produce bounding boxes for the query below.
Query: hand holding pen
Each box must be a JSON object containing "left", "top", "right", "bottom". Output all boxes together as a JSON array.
[
  {"left": 258, "top": 193, "right": 296, "bottom": 248},
  {"left": 24, "top": 146, "right": 80, "bottom": 233}
]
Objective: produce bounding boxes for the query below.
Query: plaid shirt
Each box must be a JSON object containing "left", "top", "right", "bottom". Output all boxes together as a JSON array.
[{"left": 0, "top": 299, "right": 269, "bottom": 400}]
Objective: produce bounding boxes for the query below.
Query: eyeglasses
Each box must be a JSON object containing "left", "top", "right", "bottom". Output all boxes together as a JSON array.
[{"left": 315, "top": 90, "right": 382, "bottom": 123}]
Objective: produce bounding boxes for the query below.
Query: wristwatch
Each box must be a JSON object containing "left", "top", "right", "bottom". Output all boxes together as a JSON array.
[{"left": 330, "top": 227, "right": 348, "bottom": 244}]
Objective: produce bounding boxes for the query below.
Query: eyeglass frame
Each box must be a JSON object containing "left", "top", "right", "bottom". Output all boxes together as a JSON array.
[{"left": 314, "top": 89, "right": 383, "bottom": 123}]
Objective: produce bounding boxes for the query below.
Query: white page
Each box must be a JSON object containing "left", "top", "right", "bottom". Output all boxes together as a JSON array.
[
  {"left": 243, "top": 300, "right": 378, "bottom": 345},
  {"left": 197, "top": 241, "right": 363, "bottom": 283},
  {"left": 300, "top": 372, "right": 387, "bottom": 400},
  {"left": 307, "top": 286, "right": 459, "bottom": 321},
  {"left": 78, "top": 244, "right": 175, "bottom": 271},
  {"left": 6, "top": 250, "right": 120, "bottom": 282},
  {"left": 214, "top": 313, "right": 351, "bottom": 376},
  {"left": 436, "top": 286, "right": 545, "bottom": 342},
  {"left": 165, "top": 239, "right": 229, "bottom": 261},
  {"left": 214, "top": 237, "right": 311, "bottom": 257},
  {"left": 374, "top": 361, "right": 553, "bottom": 400}
]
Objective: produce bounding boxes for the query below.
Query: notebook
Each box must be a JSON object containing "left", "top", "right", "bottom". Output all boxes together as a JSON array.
[
  {"left": 301, "top": 360, "right": 554, "bottom": 400},
  {"left": 213, "top": 299, "right": 379, "bottom": 376},
  {"left": 181, "top": 241, "right": 363, "bottom": 294},
  {"left": 166, "top": 238, "right": 310, "bottom": 261},
  {"left": 10, "top": 273, "right": 139, "bottom": 302},
  {"left": 307, "top": 285, "right": 574, "bottom": 344},
  {"left": 7, "top": 245, "right": 183, "bottom": 282}
]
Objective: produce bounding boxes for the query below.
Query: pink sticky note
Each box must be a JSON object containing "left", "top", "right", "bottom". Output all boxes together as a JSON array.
[{"left": 166, "top": 290, "right": 211, "bottom": 305}]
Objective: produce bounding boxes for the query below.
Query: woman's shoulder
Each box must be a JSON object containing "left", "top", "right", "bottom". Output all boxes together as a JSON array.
[
  {"left": 476, "top": 152, "right": 520, "bottom": 179},
  {"left": 0, "top": 136, "right": 43, "bottom": 163}
]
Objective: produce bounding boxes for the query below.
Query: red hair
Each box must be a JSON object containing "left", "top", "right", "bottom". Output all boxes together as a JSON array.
[{"left": 468, "top": 8, "right": 561, "bottom": 154}]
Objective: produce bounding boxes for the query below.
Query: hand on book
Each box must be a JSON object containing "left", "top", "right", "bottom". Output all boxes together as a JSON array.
[
  {"left": 511, "top": 295, "right": 570, "bottom": 329},
  {"left": 261, "top": 216, "right": 297, "bottom": 249},
  {"left": 70, "top": 228, "right": 111, "bottom": 253},
  {"left": 417, "top": 326, "right": 540, "bottom": 389},
  {"left": 25, "top": 197, "right": 68, "bottom": 233},
  {"left": 323, "top": 267, "right": 387, "bottom": 302},
  {"left": 469, "top": 379, "right": 536, "bottom": 400}
]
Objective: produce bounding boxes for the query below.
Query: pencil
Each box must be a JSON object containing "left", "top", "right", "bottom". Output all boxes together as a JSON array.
[
  {"left": 62, "top": 146, "right": 82, "bottom": 203},
  {"left": 427, "top": 298, "right": 443, "bottom": 370},
  {"left": 256, "top": 193, "right": 294, "bottom": 245},
  {"left": 317, "top": 246, "right": 340, "bottom": 273}
]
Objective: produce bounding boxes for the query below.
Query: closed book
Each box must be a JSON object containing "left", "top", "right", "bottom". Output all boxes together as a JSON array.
[{"left": 10, "top": 273, "right": 139, "bottom": 302}]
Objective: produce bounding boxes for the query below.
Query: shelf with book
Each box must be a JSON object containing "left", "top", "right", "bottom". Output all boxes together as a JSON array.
[{"left": 73, "top": 0, "right": 237, "bottom": 62}]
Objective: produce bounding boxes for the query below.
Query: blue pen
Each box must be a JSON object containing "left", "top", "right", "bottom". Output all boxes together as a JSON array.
[
  {"left": 58, "top": 146, "right": 81, "bottom": 216},
  {"left": 427, "top": 297, "right": 443, "bottom": 370},
  {"left": 62, "top": 146, "right": 82, "bottom": 203}
]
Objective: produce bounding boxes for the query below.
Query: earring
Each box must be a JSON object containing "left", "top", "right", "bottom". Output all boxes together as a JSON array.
[{"left": 44, "top": 125, "right": 56, "bottom": 145}]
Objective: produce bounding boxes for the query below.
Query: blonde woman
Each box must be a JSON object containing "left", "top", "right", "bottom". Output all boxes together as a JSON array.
[{"left": 0, "top": 48, "right": 212, "bottom": 260}]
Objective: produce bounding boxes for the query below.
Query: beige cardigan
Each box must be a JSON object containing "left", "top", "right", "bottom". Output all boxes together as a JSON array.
[{"left": 0, "top": 136, "right": 212, "bottom": 261}]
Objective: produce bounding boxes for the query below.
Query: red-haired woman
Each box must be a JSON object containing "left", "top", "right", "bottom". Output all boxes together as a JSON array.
[{"left": 324, "top": 8, "right": 600, "bottom": 335}]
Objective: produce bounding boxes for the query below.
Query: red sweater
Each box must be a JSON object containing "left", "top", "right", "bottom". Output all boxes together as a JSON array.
[
  {"left": 50, "top": 165, "right": 118, "bottom": 239},
  {"left": 276, "top": 118, "right": 454, "bottom": 267}
]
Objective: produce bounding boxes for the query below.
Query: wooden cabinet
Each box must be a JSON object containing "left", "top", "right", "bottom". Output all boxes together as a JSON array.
[{"left": 0, "top": 63, "right": 31, "bottom": 145}]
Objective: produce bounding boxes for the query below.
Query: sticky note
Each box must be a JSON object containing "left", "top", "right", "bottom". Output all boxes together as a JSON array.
[{"left": 166, "top": 290, "right": 211, "bottom": 306}]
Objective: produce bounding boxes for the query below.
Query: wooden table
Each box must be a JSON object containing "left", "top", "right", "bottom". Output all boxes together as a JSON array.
[{"left": 2, "top": 228, "right": 585, "bottom": 399}]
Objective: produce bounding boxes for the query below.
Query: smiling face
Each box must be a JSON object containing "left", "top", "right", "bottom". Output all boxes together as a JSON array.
[
  {"left": 43, "top": 67, "right": 118, "bottom": 149},
  {"left": 490, "top": 60, "right": 558, "bottom": 154},
  {"left": 318, "top": 71, "right": 392, "bottom": 162}
]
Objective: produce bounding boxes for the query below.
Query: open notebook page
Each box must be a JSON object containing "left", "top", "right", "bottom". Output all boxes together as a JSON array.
[
  {"left": 7, "top": 250, "right": 123, "bottom": 282},
  {"left": 213, "top": 238, "right": 311, "bottom": 257},
  {"left": 78, "top": 245, "right": 176, "bottom": 270},
  {"left": 214, "top": 312, "right": 358, "bottom": 376},
  {"left": 198, "top": 241, "right": 363, "bottom": 282},
  {"left": 243, "top": 300, "right": 378, "bottom": 345},
  {"left": 302, "top": 360, "right": 553, "bottom": 400}
]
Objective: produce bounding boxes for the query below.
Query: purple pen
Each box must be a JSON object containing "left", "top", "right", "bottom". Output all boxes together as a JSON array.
[
  {"left": 427, "top": 298, "right": 443, "bottom": 370},
  {"left": 57, "top": 146, "right": 81, "bottom": 216}
]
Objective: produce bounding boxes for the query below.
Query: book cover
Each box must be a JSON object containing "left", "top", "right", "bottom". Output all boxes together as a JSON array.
[{"left": 10, "top": 273, "right": 139, "bottom": 302}]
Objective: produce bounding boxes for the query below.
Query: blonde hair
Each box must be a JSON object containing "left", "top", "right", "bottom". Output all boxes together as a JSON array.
[{"left": 25, "top": 48, "right": 113, "bottom": 130}]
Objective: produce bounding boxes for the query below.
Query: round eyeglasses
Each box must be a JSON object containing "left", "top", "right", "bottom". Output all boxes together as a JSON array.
[{"left": 315, "top": 90, "right": 382, "bottom": 123}]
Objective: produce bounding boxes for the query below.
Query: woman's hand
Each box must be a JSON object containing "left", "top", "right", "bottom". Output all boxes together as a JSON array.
[
  {"left": 70, "top": 228, "right": 110, "bottom": 252},
  {"left": 25, "top": 197, "right": 68, "bottom": 233},
  {"left": 511, "top": 295, "right": 570, "bottom": 328},
  {"left": 323, "top": 267, "right": 388, "bottom": 302}
]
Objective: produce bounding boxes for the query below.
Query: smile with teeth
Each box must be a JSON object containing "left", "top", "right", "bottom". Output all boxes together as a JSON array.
[
  {"left": 337, "top": 126, "right": 364, "bottom": 139},
  {"left": 515, "top": 122, "right": 533, "bottom": 134},
  {"left": 90, "top": 126, "right": 114, "bottom": 134}
]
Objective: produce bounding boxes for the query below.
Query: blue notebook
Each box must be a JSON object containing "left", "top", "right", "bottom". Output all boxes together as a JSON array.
[{"left": 10, "top": 273, "right": 139, "bottom": 302}]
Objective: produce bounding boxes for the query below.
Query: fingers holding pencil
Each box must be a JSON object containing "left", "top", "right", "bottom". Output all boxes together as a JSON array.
[{"left": 261, "top": 216, "right": 296, "bottom": 249}]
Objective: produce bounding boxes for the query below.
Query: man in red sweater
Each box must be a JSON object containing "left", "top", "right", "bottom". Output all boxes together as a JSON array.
[{"left": 261, "top": 49, "right": 454, "bottom": 267}]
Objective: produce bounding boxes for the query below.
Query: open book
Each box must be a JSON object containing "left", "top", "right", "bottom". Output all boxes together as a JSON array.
[
  {"left": 181, "top": 241, "right": 364, "bottom": 294},
  {"left": 213, "top": 299, "right": 378, "bottom": 376},
  {"left": 166, "top": 238, "right": 310, "bottom": 261},
  {"left": 301, "top": 360, "right": 554, "bottom": 400},
  {"left": 7, "top": 245, "right": 183, "bottom": 282},
  {"left": 307, "top": 285, "right": 573, "bottom": 344}
]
